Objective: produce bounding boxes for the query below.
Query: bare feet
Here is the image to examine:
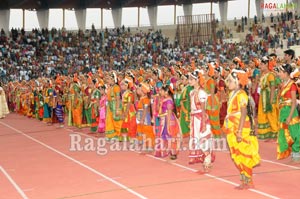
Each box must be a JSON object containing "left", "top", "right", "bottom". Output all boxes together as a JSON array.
[
  {"left": 246, "top": 181, "right": 255, "bottom": 189},
  {"left": 235, "top": 184, "right": 247, "bottom": 190}
]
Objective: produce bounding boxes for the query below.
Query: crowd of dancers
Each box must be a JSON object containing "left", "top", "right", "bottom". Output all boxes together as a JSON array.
[{"left": 1, "top": 34, "right": 300, "bottom": 190}]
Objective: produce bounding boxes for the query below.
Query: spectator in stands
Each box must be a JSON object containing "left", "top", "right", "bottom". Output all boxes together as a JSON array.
[
  {"left": 270, "top": 13, "right": 274, "bottom": 23},
  {"left": 1, "top": 10, "right": 299, "bottom": 82},
  {"left": 242, "top": 17, "right": 245, "bottom": 32}
]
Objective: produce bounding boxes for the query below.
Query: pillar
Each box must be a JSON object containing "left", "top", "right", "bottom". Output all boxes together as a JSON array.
[
  {"left": 22, "top": 9, "right": 25, "bottom": 29},
  {"left": 148, "top": 6, "right": 157, "bottom": 28},
  {"left": 219, "top": 1, "right": 228, "bottom": 24},
  {"left": 255, "top": 0, "right": 264, "bottom": 21},
  {"left": 138, "top": 7, "right": 140, "bottom": 27},
  {"left": 0, "top": 10, "right": 10, "bottom": 33},
  {"left": 63, "top": 9, "right": 65, "bottom": 29},
  {"left": 101, "top": 8, "right": 103, "bottom": 29},
  {"left": 37, "top": 9, "right": 49, "bottom": 29},
  {"left": 112, "top": 8, "right": 122, "bottom": 28},
  {"left": 75, "top": 9, "right": 87, "bottom": 30},
  {"left": 248, "top": 0, "right": 250, "bottom": 19},
  {"left": 183, "top": 4, "right": 192, "bottom": 16},
  {"left": 174, "top": 5, "right": 177, "bottom": 24}
]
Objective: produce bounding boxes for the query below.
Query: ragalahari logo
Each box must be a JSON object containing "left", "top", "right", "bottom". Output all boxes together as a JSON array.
[{"left": 261, "top": 2, "right": 297, "bottom": 10}]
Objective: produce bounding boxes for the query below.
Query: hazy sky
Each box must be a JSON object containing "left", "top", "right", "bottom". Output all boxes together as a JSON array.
[{"left": 9, "top": 0, "right": 289, "bottom": 30}]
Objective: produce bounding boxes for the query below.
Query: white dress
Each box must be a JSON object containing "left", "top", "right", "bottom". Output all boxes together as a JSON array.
[
  {"left": 189, "top": 89, "right": 212, "bottom": 152},
  {"left": 0, "top": 87, "right": 9, "bottom": 118}
]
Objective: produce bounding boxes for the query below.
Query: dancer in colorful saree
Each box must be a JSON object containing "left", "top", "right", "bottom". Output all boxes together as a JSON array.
[
  {"left": 215, "top": 66, "right": 227, "bottom": 128},
  {"left": 37, "top": 88, "right": 44, "bottom": 121},
  {"left": 223, "top": 69, "right": 260, "bottom": 189},
  {"left": 276, "top": 64, "right": 300, "bottom": 162},
  {"left": 15, "top": 82, "right": 23, "bottom": 114},
  {"left": 151, "top": 68, "right": 163, "bottom": 138},
  {"left": 72, "top": 82, "right": 83, "bottom": 128},
  {"left": 155, "top": 85, "right": 182, "bottom": 160},
  {"left": 178, "top": 73, "right": 193, "bottom": 138},
  {"left": 66, "top": 82, "right": 74, "bottom": 127},
  {"left": 250, "top": 58, "right": 260, "bottom": 114},
  {"left": 105, "top": 72, "right": 123, "bottom": 141},
  {"left": 82, "top": 82, "right": 92, "bottom": 128},
  {"left": 26, "top": 87, "right": 35, "bottom": 118},
  {"left": 120, "top": 76, "right": 137, "bottom": 142},
  {"left": 204, "top": 62, "right": 221, "bottom": 138},
  {"left": 188, "top": 69, "right": 215, "bottom": 173},
  {"left": 53, "top": 84, "right": 64, "bottom": 128},
  {"left": 90, "top": 82, "right": 101, "bottom": 133},
  {"left": 136, "top": 81, "right": 155, "bottom": 152},
  {"left": 43, "top": 81, "right": 54, "bottom": 125},
  {"left": 98, "top": 83, "right": 107, "bottom": 134},
  {"left": 257, "top": 56, "right": 279, "bottom": 141}
]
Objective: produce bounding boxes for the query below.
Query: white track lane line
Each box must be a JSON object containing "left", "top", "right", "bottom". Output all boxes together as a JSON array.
[
  {"left": 0, "top": 122, "right": 147, "bottom": 199},
  {"left": 145, "top": 155, "right": 280, "bottom": 199},
  {"left": 260, "top": 159, "right": 300, "bottom": 169},
  {"left": 0, "top": 166, "right": 29, "bottom": 199},
  {"left": 66, "top": 129, "right": 281, "bottom": 199}
]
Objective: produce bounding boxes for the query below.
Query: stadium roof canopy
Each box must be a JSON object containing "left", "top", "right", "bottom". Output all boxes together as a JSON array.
[{"left": 0, "top": 0, "right": 228, "bottom": 10}]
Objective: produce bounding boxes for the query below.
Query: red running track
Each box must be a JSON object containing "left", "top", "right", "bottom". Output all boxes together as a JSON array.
[{"left": 0, "top": 113, "right": 300, "bottom": 199}]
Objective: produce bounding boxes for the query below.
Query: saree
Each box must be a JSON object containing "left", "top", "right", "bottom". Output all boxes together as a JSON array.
[
  {"left": 98, "top": 95, "right": 107, "bottom": 133},
  {"left": 90, "top": 89, "right": 101, "bottom": 132},
  {"left": 179, "top": 85, "right": 193, "bottom": 138},
  {"left": 257, "top": 72, "right": 279, "bottom": 139},
  {"left": 223, "top": 89, "right": 260, "bottom": 180},
  {"left": 136, "top": 96, "right": 155, "bottom": 150},
  {"left": 277, "top": 81, "right": 300, "bottom": 160},
  {"left": 120, "top": 90, "right": 137, "bottom": 140},
  {"left": 105, "top": 84, "right": 123, "bottom": 140},
  {"left": 43, "top": 88, "right": 53, "bottom": 123},
  {"left": 205, "top": 78, "right": 221, "bottom": 137},
  {"left": 72, "top": 94, "right": 83, "bottom": 128},
  {"left": 155, "top": 98, "right": 181, "bottom": 157}
]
